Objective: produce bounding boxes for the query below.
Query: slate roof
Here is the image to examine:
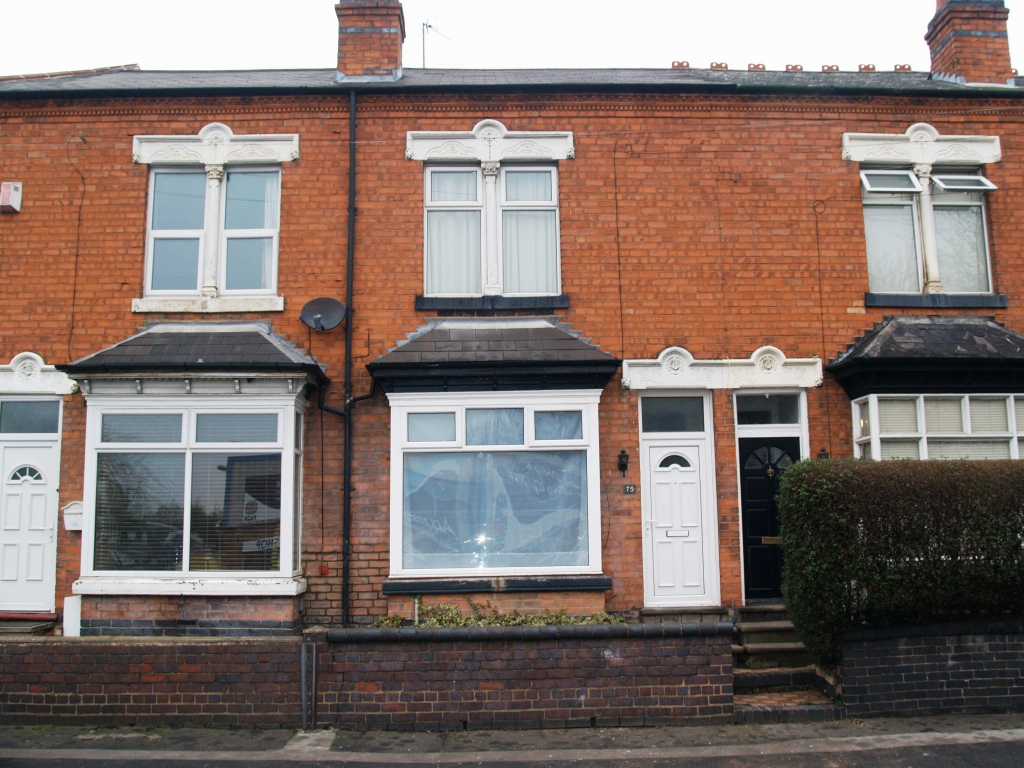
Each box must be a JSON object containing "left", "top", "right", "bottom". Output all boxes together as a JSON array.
[
  {"left": 367, "top": 318, "right": 620, "bottom": 392},
  {"left": 829, "top": 316, "right": 1024, "bottom": 368},
  {"left": 0, "top": 66, "right": 1021, "bottom": 98},
  {"left": 827, "top": 316, "right": 1024, "bottom": 398},
  {"left": 58, "top": 322, "right": 327, "bottom": 382}
]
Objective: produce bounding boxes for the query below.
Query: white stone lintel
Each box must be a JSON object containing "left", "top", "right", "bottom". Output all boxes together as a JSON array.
[
  {"left": 621, "top": 346, "right": 823, "bottom": 391},
  {"left": 133, "top": 122, "right": 300, "bottom": 166},
  {"left": 842, "top": 122, "right": 1001, "bottom": 166},
  {"left": 406, "top": 119, "right": 574, "bottom": 162},
  {"left": 73, "top": 577, "right": 307, "bottom": 597},
  {"left": 132, "top": 296, "right": 285, "bottom": 314},
  {"left": 0, "top": 352, "right": 77, "bottom": 395}
]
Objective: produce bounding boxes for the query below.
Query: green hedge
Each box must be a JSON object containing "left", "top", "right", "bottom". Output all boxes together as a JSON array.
[{"left": 779, "top": 459, "right": 1024, "bottom": 666}]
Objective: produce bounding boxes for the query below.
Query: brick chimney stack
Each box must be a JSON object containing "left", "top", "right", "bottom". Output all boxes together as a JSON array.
[
  {"left": 335, "top": 0, "right": 405, "bottom": 82},
  {"left": 926, "top": 0, "right": 1014, "bottom": 83}
]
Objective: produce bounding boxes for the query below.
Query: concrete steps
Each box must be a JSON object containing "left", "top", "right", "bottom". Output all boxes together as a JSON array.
[{"left": 733, "top": 605, "right": 812, "bottom": 670}]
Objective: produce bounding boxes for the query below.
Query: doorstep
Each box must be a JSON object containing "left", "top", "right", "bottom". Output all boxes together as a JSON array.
[{"left": 734, "top": 689, "right": 846, "bottom": 724}]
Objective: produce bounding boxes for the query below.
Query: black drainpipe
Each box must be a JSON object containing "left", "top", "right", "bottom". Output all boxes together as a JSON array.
[{"left": 341, "top": 89, "right": 357, "bottom": 628}]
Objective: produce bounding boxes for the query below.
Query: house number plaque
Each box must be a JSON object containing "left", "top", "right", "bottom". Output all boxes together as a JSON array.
[{"left": 623, "top": 485, "right": 637, "bottom": 494}]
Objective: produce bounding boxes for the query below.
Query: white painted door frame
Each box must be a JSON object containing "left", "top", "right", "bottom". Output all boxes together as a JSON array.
[{"left": 638, "top": 391, "right": 721, "bottom": 608}]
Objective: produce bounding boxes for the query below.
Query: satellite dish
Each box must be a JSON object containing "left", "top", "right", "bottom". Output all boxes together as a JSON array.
[{"left": 300, "top": 297, "right": 346, "bottom": 332}]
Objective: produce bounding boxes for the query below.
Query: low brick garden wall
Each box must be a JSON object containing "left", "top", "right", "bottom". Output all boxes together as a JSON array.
[
  {"left": 839, "top": 620, "right": 1024, "bottom": 717},
  {"left": 0, "top": 623, "right": 733, "bottom": 729},
  {"left": 317, "top": 622, "right": 734, "bottom": 730}
]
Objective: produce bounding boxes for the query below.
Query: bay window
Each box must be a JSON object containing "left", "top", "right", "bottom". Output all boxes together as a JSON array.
[
  {"left": 79, "top": 398, "right": 304, "bottom": 593},
  {"left": 854, "top": 394, "right": 1023, "bottom": 460},
  {"left": 389, "top": 391, "right": 601, "bottom": 576}
]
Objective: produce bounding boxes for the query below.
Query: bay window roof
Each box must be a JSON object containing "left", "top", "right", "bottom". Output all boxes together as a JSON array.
[
  {"left": 58, "top": 322, "right": 327, "bottom": 382},
  {"left": 367, "top": 318, "right": 620, "bottom": 393},
  {"left": 828, "top": 315, "right": 1024, "bottom": 398}
]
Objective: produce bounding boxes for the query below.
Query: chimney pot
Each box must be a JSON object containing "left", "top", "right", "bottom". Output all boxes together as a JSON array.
[
  {"left": 785, "top": 64, "right": 803, "bottom": 72},
  {"left": 822, "top": 64, "right": 840, "bottom": 72},
  {"left": 672, "top": 61, "right": 690, "bottom": 69},
  {"left": 710, "top": 62, "right": 728, "bottom": 70},
  {"left": 335, "top": 0, "right": 406, "bottom": 82},
  {"left": 926, "top": 0, "right": 1013, "bottom": 83},
  {"left": 748, "top": 63, "right": 766, "bottom": 71},
  {"left": 858, "top": 64, "right": 876, "bottom": 72}
]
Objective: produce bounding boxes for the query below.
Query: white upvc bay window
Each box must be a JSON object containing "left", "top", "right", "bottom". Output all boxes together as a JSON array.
[
  {"left": 853, "top": 394, "right": 1024, "bottom": 460},
  {"left": 424, "top": 165, "right": 560, "bottom": 297},
  {"left": 76, "top": 396, "right": 304, "bottom": 595},
  {"left": 388, "top": 391, "right": 602, "bottom": 577}
]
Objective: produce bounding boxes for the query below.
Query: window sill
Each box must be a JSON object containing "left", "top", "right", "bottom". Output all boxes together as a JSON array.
[
  {"left": 382, "top": 574, "right": 612, "bottom": 595},
  {"left": 864, "top": 292, "right": 1008, "bottom": 309},
  {"left": 415, "top": 294, "right": 569, "bottom": 312},
  {"left": 72, "top": 576, "right": 307, "bottom": 596},
  {"left": 132, "top": 296, "right": 286, "bottom": 313}
]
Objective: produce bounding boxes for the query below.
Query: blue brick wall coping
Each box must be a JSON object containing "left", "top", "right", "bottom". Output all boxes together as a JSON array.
[{"left": 323, "top": 621, "right": 733, "bottom": 644}]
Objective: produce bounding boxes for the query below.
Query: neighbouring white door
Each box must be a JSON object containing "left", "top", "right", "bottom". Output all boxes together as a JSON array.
[
  {"left": 0, "top": 444, "right": 60, "bottom": 612},
  {"left": 645, "top": 445, "right": 711, "bottom": 601}
]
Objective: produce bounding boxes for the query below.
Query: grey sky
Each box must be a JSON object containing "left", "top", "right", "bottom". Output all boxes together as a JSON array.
[{"left": 2, "top": 1, "right": 1023, "bottom": 77}]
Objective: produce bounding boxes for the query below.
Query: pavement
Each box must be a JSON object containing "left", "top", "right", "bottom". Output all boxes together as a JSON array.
[{"left": 2, "top": 712, "right": 1024, "bottom": 766}]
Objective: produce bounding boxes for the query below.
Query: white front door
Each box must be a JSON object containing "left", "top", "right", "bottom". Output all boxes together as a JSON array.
[
  {"left": 0, "top": 443, "right": 60, "bottom": 612},
  {"left": 645, "top": 445, "right": 710, "bottom": 601}
]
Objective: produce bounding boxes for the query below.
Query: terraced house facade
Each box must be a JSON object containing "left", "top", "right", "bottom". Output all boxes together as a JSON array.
[{"left": 2, "top": 0, "right": 1024, "bottom": 636}]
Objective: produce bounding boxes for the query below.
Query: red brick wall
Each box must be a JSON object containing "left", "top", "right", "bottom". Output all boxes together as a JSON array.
[{"left": 3, "top": 89, "right": 1024, "bottom": 625}]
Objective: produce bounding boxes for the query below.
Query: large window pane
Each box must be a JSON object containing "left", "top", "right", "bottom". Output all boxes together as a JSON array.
[
  {"left": 225, "top": 237, "right": 273, "bottom": 290},
  {"left": 925, "top": 399, "right": 963, "bottom": 433},
  {"left": 152, "top": 172, "right": 206, "bottom": 230},
  {"left": 641, "top": 397, "right": 705, "bottom": 433},
  {"left": 94, "top": 453, "right": 185, "bottom": 571},
  {"left": 466, "top": 408, "right": 524, "bottom": 445},
  {"left": 928, "top": 441, "right": 1011, "bottom": 460},
  {"left": 403, "top": 451, "right": 587, "bottom": 569},
  {"left": 858, "top": 401, "right": 871, "bottom": 437},
  {"left": 736, "top": 395, "right": 799, "bottom": 425},
  {"left": 502, "top": 210, "right": 558, "bottom": 294},
  {"left": 425, "top": 210, "right": 481, "bottom": 294},
  {"left": 0, "top": 401, "right": 60, "bottom": 434},
  {"left": 878, "top": 399, "right": 918, "bottom": 433},
  {"left": 189, "top": 453, "right": 281, "bottom": 572},
  {"left": 408, "top": 413, "right": 456, "bottom": 442},
  {"left": 880, "top": 440, "right": 920, "bottom": 460},
  {"left": 151, "top": 238, "right": 200, "bottom": 291},
  {"left": 970, "top": 398, "right": 1008, "bottom": 433},
  {"left": 196, "top": 414, "right": 278, "bottom": 443},
  {"left": 934, "top": 206, "right": 989, "bottom": 293},
  {"left": 506, "top": 171, "right": 552, "bottom": 202},
  {"left": 535, "top": 411, "right": 583, "bottom": 440},
  {"left": 430, "top": 171, "right": 478, "bottom": 202},
  {"left": 224, "top": 171, "right": 279, "bottom": 230},
  {"left": 864, "top": 205, "right": 920, "bottom": 293},
  {"left": 101, "top": 414, "right": 182, "bottom": 443}
]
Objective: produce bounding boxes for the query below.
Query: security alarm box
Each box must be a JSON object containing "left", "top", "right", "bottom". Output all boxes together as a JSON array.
[{"left": 0, "top": 182, "right": 22, "bottom": 213}]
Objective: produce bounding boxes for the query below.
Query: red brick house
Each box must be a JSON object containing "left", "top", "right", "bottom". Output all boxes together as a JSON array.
[{"left": 1, "top": 0, "right": 1023, "bottom": 636}]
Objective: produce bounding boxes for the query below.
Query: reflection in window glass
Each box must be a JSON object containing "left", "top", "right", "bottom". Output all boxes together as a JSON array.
[
  {"left": 880, "top": 440, "right": 920, "bottom": 460},
  {"left": 502, "top": 210, "right": 558, "bottom": 294},
  {"left": 0, "top": 401, "right": 60, "bottom": 434},
  {"left": 152, "top": 173, "right": 206, "bottom": 230},
  {"left": 93, "top": 453, "right": 186, "bottom": 571},
  {"left": 408, "top": 413, "right": 456, "bottom": 442},
  {"left": 224, "top": 172, "right": 279, "bottom": 230},
  {"left": 864, "top": 205, "right": 920, "bottom": 293},
  {"left": 506, "top": 171, "right": 552, "bottom": 202},
  {"left": 735, "top": 395, "right": 799, "bottom": 425},
  {"left": 196, "top": 414, "right": 278, "bottom": 443},
  {"left": 101, "top": 413, "right": 182, "bottom": 443},
  {"left": 151, "top": 238, "right": 200, "bottom": 291},
  {"left": 403, "top": 451, "right": 587, "bottom": 569},
  {"left": 535, "top": 411, "right": 583, "bottom": 440},
  {"left": 925, "top": 399, "right": 963, "bottom": 433},
  {"left": 878, "top": 399, "right": 918, "bottom": 433},
  {"left": 466, "top": 408, "right": 524, "bottom": 445},
  {"left": 225, "top": 237, "right": 273, "bottom": 290},
  {"left": 934, "top": 206, "right": 989, "bottom": 293},
  {"left": 431, "top": 171, "right": 478, "bottom": 202},
  {"left": 189, "top": 453, "right": 281, "bottom": 571},
  {"left": 641, "top": 397, "right": 704, "bottom": 432},
  {"left": 970, "top": 399, "right": 1008, "bottom": 433}
]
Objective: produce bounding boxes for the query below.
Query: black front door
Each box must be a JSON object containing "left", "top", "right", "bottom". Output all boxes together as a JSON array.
[{"left": 739, "top": 436, "right": 800, "bottom": 602}]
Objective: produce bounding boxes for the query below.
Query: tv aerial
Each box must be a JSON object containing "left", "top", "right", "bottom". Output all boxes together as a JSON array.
[
  {"left": 300, "top": 297, "right": 346, "bottom": 332},
  {"left": 422, "top": 21, "right": 450, "bottom": 68}
]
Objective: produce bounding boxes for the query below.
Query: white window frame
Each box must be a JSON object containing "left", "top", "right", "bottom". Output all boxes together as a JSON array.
[
  {"left": 859, "top": 169, "right": 924, "bottom": 193},
  {"left": 422, "top": 164, "right": 561, "bottom": 298},
  {"left": 860, "top": 184, "right": 926, "bottom": 294},
  {"left": 131, "top": 122, "right": 298, "bottom": 314},
  {"left": 732, "top": 389, "right": 810, "bottom": 458},
  {"left": 852, "top": 393, "right": 1021, "bottom": 460},
  {"left": 75, "top": 395, "right": 305, "bottom": 596},
  {"left": 145, "top": 166, "right": 282, "bottom": 299},
  {"left": 387, "top": 390, "right": 602, "bottom": 578},
  {"left": 218, "top": 166, "right": 281, "bottom": 297}
]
